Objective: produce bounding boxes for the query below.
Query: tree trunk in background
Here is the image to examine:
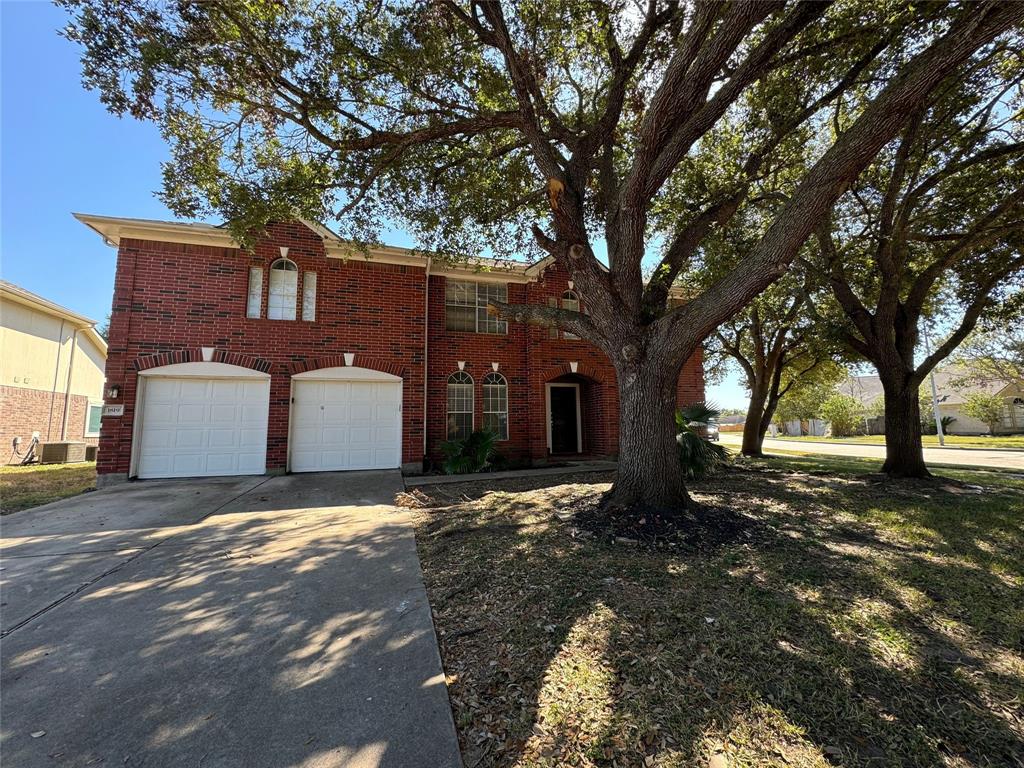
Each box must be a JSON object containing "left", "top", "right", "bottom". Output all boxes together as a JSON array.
[
  {"left": 608, "top": 354, "right": 691, "bottom": 511},
  {"left": 881, "top": 383, "right": 929, "bottom": 477},
  {"left": 741, "top": 386, "right": 769, "bottom": 456}
]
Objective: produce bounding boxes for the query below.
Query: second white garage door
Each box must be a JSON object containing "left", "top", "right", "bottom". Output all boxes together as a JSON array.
[{"left": 290, "top": 373, "right": 402, "bottom": 472}]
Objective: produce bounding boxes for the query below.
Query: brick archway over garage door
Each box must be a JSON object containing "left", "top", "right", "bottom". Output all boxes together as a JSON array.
[
  {"left": 285, "top": 354, "right": 405, "bottom": 378},
  {"left": 134, "top": 348, "right": 271, "bottom": 374}
]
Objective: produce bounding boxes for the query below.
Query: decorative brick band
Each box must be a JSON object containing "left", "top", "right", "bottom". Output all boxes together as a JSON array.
[
  {"left": 285, "top": 354, "right": 405, "bottom": 378},
  {"left": 538, "top": 362, "right": 605, "bottom": 383},
  {"left": 133, "top": 348, "right": 271, "bottom": 373}
]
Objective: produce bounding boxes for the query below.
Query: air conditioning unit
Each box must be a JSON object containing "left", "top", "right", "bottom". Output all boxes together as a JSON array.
[{"left": 39, "top": 442, "right": 89, "bottom": 464}]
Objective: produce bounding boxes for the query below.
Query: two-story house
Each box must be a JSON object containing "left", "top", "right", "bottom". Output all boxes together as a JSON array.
[{"left": 76, "top": 214, "right": 704, "bottom": 485}]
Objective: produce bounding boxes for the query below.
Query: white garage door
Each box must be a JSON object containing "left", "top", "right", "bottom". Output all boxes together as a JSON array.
[
  {"left": 290, "top": 377, "right": 401, "bottom": 472},
  {"left": 137, "top": 376, "right": 270, "bottom": 479}
]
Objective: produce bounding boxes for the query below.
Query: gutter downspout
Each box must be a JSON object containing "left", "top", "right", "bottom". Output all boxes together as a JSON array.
[
  {"left": 422, "top": 257, "right": 432, "bottom": 462},
  {"left": 60, "top": 328, "right": 80, "bottom": 440},
  {"left": 47, "top": 319, "right": 67, "bottom": 441}
]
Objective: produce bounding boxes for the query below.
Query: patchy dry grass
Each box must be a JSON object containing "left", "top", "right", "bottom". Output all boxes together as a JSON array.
[
  {"left": 413, "top": 458, "right": 1024, "bottom": 768},
  {"left": 0, "top": 462, "right": 96, "bottom": 514}
]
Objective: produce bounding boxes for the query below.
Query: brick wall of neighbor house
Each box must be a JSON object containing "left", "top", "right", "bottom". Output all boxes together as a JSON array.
[
  {"left": 98, "top": 219, "right": 706, "bottom": 478},
  {"left": 1, "top": 385, "right": 96, "bottom": 462},
  {"left": 98, "top": 221, "right": 427, "bottom": 477}
]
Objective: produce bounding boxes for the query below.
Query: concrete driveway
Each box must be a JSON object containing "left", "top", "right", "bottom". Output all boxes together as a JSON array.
[
  {"left": 1, "top": 472, "right": 462, "bottom": 768},
  {"left": 720, "top": 433, "right": 1024, "bottom": 470}
]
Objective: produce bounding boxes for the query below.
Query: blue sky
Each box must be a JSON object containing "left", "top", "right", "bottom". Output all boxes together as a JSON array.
[{"left": 0, "top": 1, "right": 748, "bottom": 409}]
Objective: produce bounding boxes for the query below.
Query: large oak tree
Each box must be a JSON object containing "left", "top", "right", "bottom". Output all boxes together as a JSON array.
[
  {"left": 62, "top": 0, "right": 1024, "bottom": 511},
  {"left": 808, "top": 41, "right": 1024, "bottom": 477}
]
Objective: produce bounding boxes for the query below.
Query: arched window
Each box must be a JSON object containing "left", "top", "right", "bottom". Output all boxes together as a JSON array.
[
  {"left": 446, "top": 371, "right": 474, "bottom": 440},
  {"left": 482, "top": 372, "right": 508, "bottom": 440},
  {"left": 267, "top": 258, "right": 298, "bottom": 320},
  {"left": 561, "top": 290, "right": 581, "bottom": 339}
]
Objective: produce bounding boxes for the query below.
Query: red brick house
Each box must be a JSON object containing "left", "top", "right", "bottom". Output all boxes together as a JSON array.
[{"left": 77, "top": 214, "right": 704, "bottom": 485}]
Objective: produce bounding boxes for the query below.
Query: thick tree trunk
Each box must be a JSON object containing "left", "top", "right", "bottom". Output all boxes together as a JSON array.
[
  {"left": 741, "top": 387, "right": 769, "bottom": 457},
  {"left": 607, "top": 356, "right": 691, "bottom": 512},
  {"left": 881, "top": 383, "right": 929, "bottom": 478}
]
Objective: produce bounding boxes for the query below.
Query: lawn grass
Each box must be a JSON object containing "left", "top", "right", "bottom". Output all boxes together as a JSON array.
[
  {"left": 769, "top": 434, "right": 1024, "bottom": 449},
  {"left": 413, "top": 458, "right": 1024, "bottom": 767},
  {"left": 0, "top": 462, "right": 96, "bottom": 514}
]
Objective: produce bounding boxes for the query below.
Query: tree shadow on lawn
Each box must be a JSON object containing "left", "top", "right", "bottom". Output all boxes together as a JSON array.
[{"left": 415, "top": 468, "right": 1024, "bottom": 767}]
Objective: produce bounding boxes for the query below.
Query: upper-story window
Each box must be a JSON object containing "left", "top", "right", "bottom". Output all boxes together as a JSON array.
[
  {"left": 247, "top": 258, "right": 315, "bottom": 321},
  {"left": 247, "top": 267, "right": 263, "bottom": 318},
  {"left": 267, "top": 258, "right": 298, "bottom": 320},
  {"left": 548, "top": 289, "right": 582, "bottom": 340},
  {"left": 445, "top": 280, "right": 507, "bottom": 334},
  {"left": 302, "top": 272, "right": 317, "bottom": 321},
  {"left": 561, "top": 290, "right": 581, "bottom": 340}
]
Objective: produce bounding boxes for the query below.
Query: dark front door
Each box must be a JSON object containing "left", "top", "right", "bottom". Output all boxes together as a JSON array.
[{"left": 550, "top": 386, "right": 579, "bottom": 454}]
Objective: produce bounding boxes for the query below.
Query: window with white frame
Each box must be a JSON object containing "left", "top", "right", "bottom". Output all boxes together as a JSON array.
[
  {"left": 302, "top": 272, "right": 317, "bottom": 321},
  {"left": 561, "top": 290, "right": 581, "bottom": 339},
  {"left": 482, "top": 372, "right": 508, "bottom": 440},
  {"left": 247, "top": 266, "right": 263, "bottom": 318},
  {"left": 445, "top": 280, "right": 507, "bottom": 334},
  {"left": 85, "top": 402, "right": 103, "bottom": 437},
  {"left": 267, "top": 258, "right": 298, "bottom": 320},
  {"left": 446, "top": 371, "right": 474, "bottom": 440}
]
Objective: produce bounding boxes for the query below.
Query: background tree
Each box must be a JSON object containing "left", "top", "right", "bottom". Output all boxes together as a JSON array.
[
  {"left": 773, "top": 360, "right": 845, "bottom": 432},
  {"left": 809, "top": 43, "right": 1024, "bottom": 477},
  {"left": 819, "top": 393, "right": 863, "bottom": 437},
  {"left": 949, "top": 303, "right": 1024, "bottom": 386},
  {"left": 961, "top": 391, "right": 1006, "bottom": 434},
  {"left": 698, "top": 204, "right": 840, "bottom": 456},
  {"left": 62, "top": 0, "right": 1023, "bottom": 511}
]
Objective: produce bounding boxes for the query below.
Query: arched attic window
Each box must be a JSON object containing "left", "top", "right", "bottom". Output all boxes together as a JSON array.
[
  {"left": 446, "top": 371, "right": 474, "bottom": 440},
  {"left": 267, "top": 258, "right": 298, "bottom": 320},
  {"left": 482, "top": 372, "right": 508, "bottom": 440}
]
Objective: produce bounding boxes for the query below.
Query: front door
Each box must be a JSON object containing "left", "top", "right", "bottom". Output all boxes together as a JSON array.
[{"left": 549, "top": 385, "right": 580, "bottom": 454}]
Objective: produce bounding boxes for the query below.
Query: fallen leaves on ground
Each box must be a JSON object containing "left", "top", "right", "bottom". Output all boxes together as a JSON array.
[{"left": 413, "top": 461, "right": 1024, "bottom": 768}]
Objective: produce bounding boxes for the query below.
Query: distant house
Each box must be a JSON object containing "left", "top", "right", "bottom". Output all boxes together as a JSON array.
[
  {"left": 837, "top": 369, "right": 1024, "bottom": 436},
  {"left": 779, "top": 418, "right": 827, "bottom": 437},
  {"left": 0, "top": 281, "right": 108, "bottom": 460}
]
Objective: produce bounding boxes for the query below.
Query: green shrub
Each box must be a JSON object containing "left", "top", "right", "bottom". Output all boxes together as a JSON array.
[
  {"left": 439, "top": 430, "right": 498, "bottom": 474},
  {"left": 819, "top": 394, "right": 863, "bottom": 437},
  {"left": 675, "top": 402, "right": 729, "bottom": 481},
  {"left": 961, "top": 392, "right": 1005, "bottom": 433}
]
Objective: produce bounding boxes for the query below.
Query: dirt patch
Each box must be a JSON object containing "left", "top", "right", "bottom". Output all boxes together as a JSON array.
[{"left": 570, "top": 496, "right": 759, "bottom": 551}]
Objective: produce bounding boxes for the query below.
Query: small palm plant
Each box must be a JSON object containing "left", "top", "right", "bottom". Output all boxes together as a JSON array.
[
  {"left": 439, "top": 429, "right": 498, "bottom": 474},
  {"left": 675, "top": 402, "right": 729, "bottom": 480}
]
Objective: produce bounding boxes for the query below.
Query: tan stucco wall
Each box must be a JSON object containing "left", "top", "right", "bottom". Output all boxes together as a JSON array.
[{"left": 0, "top": 298, "right": 105, "bottom": 401}]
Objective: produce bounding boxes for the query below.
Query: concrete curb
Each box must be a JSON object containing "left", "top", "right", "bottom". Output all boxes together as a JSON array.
[
  {"left": 758, "top": 438, "right": 1024, "bottom": 454},
  {"left": 403, "top": 461, "right": 617, "bottom": 487}
]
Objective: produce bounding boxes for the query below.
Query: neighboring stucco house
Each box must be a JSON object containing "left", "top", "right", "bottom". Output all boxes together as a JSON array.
[
  {"left": 838, "top": 370, "right": 1024, "bottom": 435},
  {"left": 0, "top": 280, "right": 107, "bottom": 460},
  {"left": 76, "top": 214, "right": 704, "bottom": 485}
]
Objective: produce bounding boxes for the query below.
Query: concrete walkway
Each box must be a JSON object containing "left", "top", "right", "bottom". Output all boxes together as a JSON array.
[
  {"left": 404, "top": 459, "right": 617, "bottom": 487},
  {"left": 1, "top": 472, "right": 462, "bottom": 768},
  {"left": 721, "top": 433, "right": 1024, "bottom": 471}
]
